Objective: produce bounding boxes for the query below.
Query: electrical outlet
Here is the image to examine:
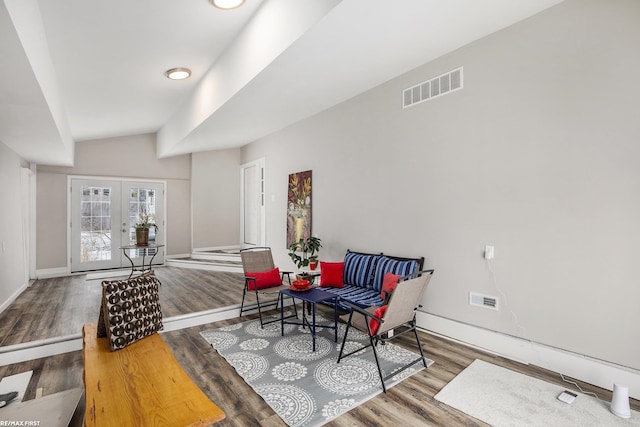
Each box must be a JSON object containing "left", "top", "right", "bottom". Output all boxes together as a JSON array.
[{"left": 484, "top": 245, "right": 494, "bottom": 260}]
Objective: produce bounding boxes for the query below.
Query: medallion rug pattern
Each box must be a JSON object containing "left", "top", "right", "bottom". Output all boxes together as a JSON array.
[{"left": 201, "top": 315, "right": 433, "bottom": 427}]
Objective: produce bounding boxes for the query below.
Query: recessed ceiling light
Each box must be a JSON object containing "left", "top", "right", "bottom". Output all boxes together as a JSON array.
[
  {"left": 210, "top": 0, "right": 245, "bottom": 10},
  {"left": 164, "top": 68, "right": 191, "bottom": 80}
]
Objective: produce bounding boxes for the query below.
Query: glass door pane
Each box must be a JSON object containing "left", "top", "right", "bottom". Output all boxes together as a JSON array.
[
  {"left": 81, "top": 186, "right": 112, "bottom": 261},
  {"left": 122, "top": 182, "right": 164, "bottom": 265},
  {"left": 71, "top": 179, "right": 122, "bottom": 272}
]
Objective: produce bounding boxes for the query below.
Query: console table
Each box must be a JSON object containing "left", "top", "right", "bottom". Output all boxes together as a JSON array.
[{"left": 119, "top": 243, "right": 164, "bottom": 278}]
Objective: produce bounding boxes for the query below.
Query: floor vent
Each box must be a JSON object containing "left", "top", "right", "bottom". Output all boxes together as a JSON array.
[
  {"left": 469, "top": 292, "right": 498, "bottom": 311},
  {"left": 402, "top": 66, "right": 463, "bottom": 109}
]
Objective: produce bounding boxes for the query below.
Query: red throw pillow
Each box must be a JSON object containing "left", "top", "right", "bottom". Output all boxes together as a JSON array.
[
  {"left": 369, "top": 305, "right": 388, "bottom": 335},
  {"left": 380, "top": 272, "right": 402, "bottom": 300},
  {"left": 319, "top": 261, "right": 344, "bottom": 288},
  {"left": 246, "top": 267, "right": 282, "bottom": 290}
]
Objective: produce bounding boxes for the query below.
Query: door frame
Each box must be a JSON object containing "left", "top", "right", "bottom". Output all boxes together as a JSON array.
[
  {"left": 21, "top": 165, "right": 36, "bottom": 282},
  {"left": 240, "top": 159, "right": 266, "bottom": 248},
  {"left": 67, "top": 175, "right": 167, "bottom": 272}
]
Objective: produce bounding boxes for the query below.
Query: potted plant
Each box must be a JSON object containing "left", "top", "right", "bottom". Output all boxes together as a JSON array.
[
  {"left": 135, "top": 212, "right": 157, "bottom": 246},
  {"left": 288, "top": 236, "right": 322, "bottom": 272}
]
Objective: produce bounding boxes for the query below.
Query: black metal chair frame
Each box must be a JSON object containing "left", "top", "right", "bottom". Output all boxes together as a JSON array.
[
  {"left": 239, "top": 247, "right": 298, "bottom": 328},
  {"left": 337, "top": 270, "right": 434, "bottom": 393}
]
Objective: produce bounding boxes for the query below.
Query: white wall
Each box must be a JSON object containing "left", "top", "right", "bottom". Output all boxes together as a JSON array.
[
  {"left": 0, "top": 142, "right": 29, "bottom": 309},
  {"left": 191, "top": 148, "right": 241, "bottom": 249},
  {"left": 242, "top": 0, "right": 640, "bottom": 372},
  {"left": 36, "top": 133, "right": 191, "bottom": 269}
]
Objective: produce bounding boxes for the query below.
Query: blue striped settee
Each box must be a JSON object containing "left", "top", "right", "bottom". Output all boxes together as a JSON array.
[{"left": 321, "top": 250, "right": 424, "bottom": 311}]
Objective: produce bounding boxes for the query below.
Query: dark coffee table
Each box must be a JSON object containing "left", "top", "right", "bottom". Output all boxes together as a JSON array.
[{"left": 279, "top": 288, "right": 339, "bottom": 351}]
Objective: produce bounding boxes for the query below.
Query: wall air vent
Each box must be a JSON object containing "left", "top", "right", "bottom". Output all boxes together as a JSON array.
[
  {"left": 469, "top": 292, "right": 499, "bottom": 311},
  {"left": 402, "top": 66, "right": 463, "bottom": 109}
]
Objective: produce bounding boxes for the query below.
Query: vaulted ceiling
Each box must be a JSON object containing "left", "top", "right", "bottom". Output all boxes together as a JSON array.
[{"left": 1, "top": 0, "right": 563, "bottom": 166}]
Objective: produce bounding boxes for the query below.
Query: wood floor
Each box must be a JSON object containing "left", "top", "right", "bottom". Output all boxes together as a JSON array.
[
  {"left": 0, "top": 266, "right": 245, "bottom": 346},
  {"left": 0, "top": 267, "right": 638, "bottom": 425}
]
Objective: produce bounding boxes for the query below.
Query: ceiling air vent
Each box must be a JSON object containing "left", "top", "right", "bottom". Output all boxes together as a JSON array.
[
  {"left": 402, "top": 66, "right": 463, "bottom": 109},
  {"left": 469, "top": 292, "right": 498, "bottom": 311}
]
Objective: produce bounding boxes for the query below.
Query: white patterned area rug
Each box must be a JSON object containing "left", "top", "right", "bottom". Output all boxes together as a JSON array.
[
  {"left": 435, "top": 359, "right": 640, "bottom": 427},
  {"left": 200, "top": 315, "right": 433, "bottom": 427}
]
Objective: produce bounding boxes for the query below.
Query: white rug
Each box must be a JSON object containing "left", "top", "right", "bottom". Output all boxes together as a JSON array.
[{"left": 435, "top": 359, "right": 640, "bottom": 427}]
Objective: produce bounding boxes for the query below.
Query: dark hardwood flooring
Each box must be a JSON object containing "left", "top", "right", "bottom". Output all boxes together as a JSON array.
[
  {"left": 0, "top": 267, "right": 244, "bottom": 347},
  {"left": 0, "top": 267, "right": 638, "bottom": 425}
]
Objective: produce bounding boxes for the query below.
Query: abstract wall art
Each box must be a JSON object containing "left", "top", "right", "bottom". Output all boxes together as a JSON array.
[{"left": 287, "top": 170, "right": 312, "bottom": 247}]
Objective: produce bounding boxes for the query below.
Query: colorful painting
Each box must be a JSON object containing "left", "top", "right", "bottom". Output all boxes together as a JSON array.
[{"left": 287, "top": 170, "right": 312, "bottom": 247}]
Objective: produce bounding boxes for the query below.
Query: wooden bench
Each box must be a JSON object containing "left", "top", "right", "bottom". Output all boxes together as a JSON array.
[{"left": 82, "top": 323, "right": 225, "bottom": 427}]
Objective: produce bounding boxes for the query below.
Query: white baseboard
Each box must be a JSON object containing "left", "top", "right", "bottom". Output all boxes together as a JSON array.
[
  {"left": 84, "top": 269, "right": 133, "bottom": 281},
  {"left": 0, "top": 282, "right": 28, "bottom": 315},
  {"left": 165, "top": 258, "right": 242, "bottom": 273},
  {"left": 191, "top": 252, "right": 241, "bottom": 262},
  {"left": 0, "top": 334, "right": 82, "bottom": 367},
  {"left": 36, "top": 267, "right": 70, "bottom": 279},
  {"left": 165, "top": 253, "right": 190, "bottom": 259},
  {"left": 162, "top": 305, "right": 241, "bottom": 332},
  {"left": 417, "top": 311, "right": 640, "bottom": 400},
  {"left": 192, "top": 245, "right": 241, "bottom": 253}
]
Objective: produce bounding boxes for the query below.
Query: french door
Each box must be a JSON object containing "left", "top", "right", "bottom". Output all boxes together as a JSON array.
[{"left": 70, "top": 178, "right": 165, "bottom": 272}]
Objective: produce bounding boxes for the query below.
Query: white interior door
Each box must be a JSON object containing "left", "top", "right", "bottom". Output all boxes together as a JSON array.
[
  {"left": 240, "top": 159, "right": 265, "bottom": 248},
  {"left": 70, "top": 178, "right": 164, "bottom": 272}
]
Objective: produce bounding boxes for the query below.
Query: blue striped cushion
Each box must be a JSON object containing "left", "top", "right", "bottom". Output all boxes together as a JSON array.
[
  {"left": 343, "top": 252, "right": 380, "bottom": 288},
  {"left": 372, "top": 256, "right": 418, "bottom": 292},
  {"left": 321, "top": 284, "right": 384, "bottom": 310}
]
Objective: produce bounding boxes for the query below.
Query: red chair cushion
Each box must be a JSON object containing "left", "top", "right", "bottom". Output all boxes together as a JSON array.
[
  {"left": 380, "top": 272, "right": 402, "bottom": 300},
  {"left": 246, "top": 267, "right": 282, "bottom": 290},
  {"left": 319, "top": 261, "right": 344, "bottom": 288},
  {"left": 369, "top": 305, "right": 388, "bottom": 335}
]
